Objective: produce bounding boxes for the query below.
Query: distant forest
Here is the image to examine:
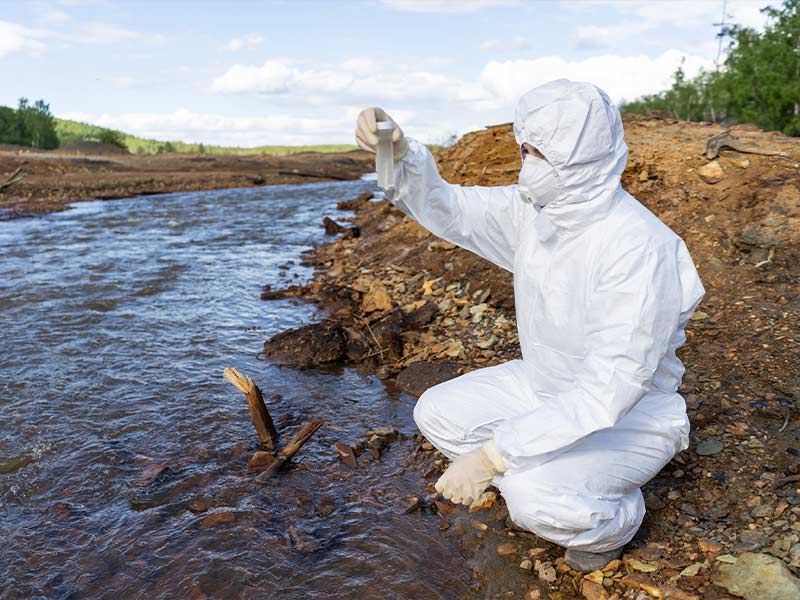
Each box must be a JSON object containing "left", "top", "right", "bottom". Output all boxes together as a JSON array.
[{"left": 0, "top": 99, "right": 60, "bottom": 150}]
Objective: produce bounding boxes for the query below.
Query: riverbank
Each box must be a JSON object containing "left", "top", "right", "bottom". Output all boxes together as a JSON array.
[
  {"left": 0, "top": 145, "right": 373, "bottom": 219},
  {"left": 265, "top": 115, "right": 800, "bottom": 598}
]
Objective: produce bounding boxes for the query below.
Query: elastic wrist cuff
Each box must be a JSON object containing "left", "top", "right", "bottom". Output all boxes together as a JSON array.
[{"left": 483, "top": 440, "right": 509, "bottom": 473}]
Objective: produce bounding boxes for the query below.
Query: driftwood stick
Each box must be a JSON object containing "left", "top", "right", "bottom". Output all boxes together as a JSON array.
[
  {"left": 256, "top": 420, "right": 324, "bottom": 482},
  {"left": 705, "top": 130, "right": 786, "bottom": 160},
  {"left": 223, "top": 367, "right": 278, "bottom": 450},
  {"left": 0, "top": 167, "right": 25, "bottom": 193}
]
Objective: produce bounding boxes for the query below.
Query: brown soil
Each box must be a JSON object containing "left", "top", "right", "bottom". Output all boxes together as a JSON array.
[
  {"left": 266, "top": 115, "right": 800, "bottom": 598},
  {"left": 0, "top": 147, "right": 373, "bottom": 219}
]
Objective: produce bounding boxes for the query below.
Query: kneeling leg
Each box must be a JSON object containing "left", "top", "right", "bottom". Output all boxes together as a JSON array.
[
  {"left": 498, "top": 406, "right": 680, "bottom": 553},
  {"left": 413, "top": 360, "right": 535, "bottom": 460}
]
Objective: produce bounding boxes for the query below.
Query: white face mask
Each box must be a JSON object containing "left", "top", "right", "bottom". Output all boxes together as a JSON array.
[{"left": 518, "top": 155, "right": 561, "bottom": 208}]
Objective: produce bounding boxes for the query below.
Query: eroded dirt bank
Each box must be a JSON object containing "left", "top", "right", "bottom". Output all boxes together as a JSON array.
[
  {"left": 266, "top": 115, "right": 800, "bottom": 599},
  {"left": 0, "top": 145, "right": 373, "bottom": 219}
]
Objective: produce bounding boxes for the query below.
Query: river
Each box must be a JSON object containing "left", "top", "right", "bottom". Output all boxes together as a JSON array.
[{"left": 0, "top": 180, "right": 475, "bottom": 599}]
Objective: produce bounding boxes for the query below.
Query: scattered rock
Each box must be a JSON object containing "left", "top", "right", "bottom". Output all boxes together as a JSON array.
[
  {"left": 444, "top": 339, "right": 464, "bottom": 357},
  {"left": 323, "top": 216, "right": 347, "bottom": 235},
  {"left": 585, "top": 571, "right": 605, "bottom": 585},
  {"left": 737, "top": 530, "right": 771, "bottom": 551},
  {"left": 497, "top": 543, "right": 518, "bottom": 556},
  {"left": 263, "top": 321, "right": 347, "bottom": 367},
  {"left": 537, "top": 562, "right": 557, "bottom": 584},
  {"left": 337, "top": 192, "right": 373, "bottom": 210},
  {"left": 697, "top": 160, "right": 724, "bottom": 184},
  {"left": 680, "top": 563, "right": 703, "bottom": 577},
  {"left": 366, "top": 427, "right": 399, "bottom": 455},
  {"left": 362, "top": 281, "right": 392, "bottom": 313},
  {"left": 620, "top": 573, "right": 698, "bottom": 599},
  {"left": 468, "top": 490, "right": 497, "bottom": 513},
  {"left": 404, "top": 496, "right": 422, "bottom": 513},
  {"left": 469, "top": 303, "right": 488, "bottom": 323},
  {"left": 334, "top": 442, "right": 357, "bottom": 467},
  {"left": 645, "top": 493, "right": 666, "bottom": 511},
  {"left": 477, "top": 334, "right": 498, "bottom": 349},
  {"left": 715, "top": 552, "right": 800, "bottom": 600},
  {"left": 698, "top": 538, "right": 723, "bottom": 554},
  {"left": 395, "top": 360, "right": 461, "bottom": 397},
  {"left": 198, "top": 511, "right": 236, "bottom": 528},
  {"left": 322, "top": 217, "right": 361, "bottom": 240},
  {"left": 403, "top": 300, "right": 438, "bottom": 328},
  {"left": 581, "top": 578, "right": 609, "bottom": 600},
  {"left": 316, "top": 495, "right": 336, "bottom": 518},
  {"left": 696, "top": 438, "right": 724, "bottom": 456},
  {"left": 751, "top": 504, "right": 772, "bottom": 518},
  {"left": 188, "top": 498, "right": 210, "bottom": 514},
  {"left": 519, "top": 558, "right": 533, "bottom": 571},
  {"left": 625, "top": 557, "right": 660, "bottom": 573},
  {"left": 471, "top": 519, "right": 488, "bottom": 531},
  {"left": 247, "top": 451, "right": 275, "bottom": 473},
  {"left": 434, "top": 500, "right": 460, "bottom": 517},
  {"left": 139, "top": 463, "right": 169, "bottom": 485}
]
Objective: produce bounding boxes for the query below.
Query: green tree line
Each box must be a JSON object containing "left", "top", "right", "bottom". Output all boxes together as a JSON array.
[
  {"left": 0, "top": 98, "right": 60, "bottom": 149},
  {"left": 622, "top": 0, "right": 800, "bottom": 136}
]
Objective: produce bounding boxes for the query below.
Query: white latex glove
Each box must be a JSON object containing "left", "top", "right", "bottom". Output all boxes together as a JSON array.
[
  {"left": 355, "top": 107, "right": 408, "bottom": 161},
  {"left": 435, "top": 440, "right": 508, "bottom": 505}
]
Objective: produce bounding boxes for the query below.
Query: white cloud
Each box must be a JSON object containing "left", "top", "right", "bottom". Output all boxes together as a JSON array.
[
  {"left": 0, "top": 20, "right": 48, "bottom": 59},
  {"left": 480, "top": 49, "right": 712, "bottom": 105},
  {"left": 71, "top": 22, "right": 141, "bottom": 44},
  {"left": 43, "top": 9, "right": 70, "bottom": 22},
  {"left": 225, "top": 33, "right": 264, "bottom": 51},
  {"left": 480, "top": 36, "right": 530, "bottom": 52},
  {"left": 382, "top": 0, "right": 519, "bottom": 12},
  {"left": 340, "top": 58, "right": 374, "bottom": 76},
  {"left": 572, "top": 22, "right": 652, "bottom": 51},
  {"left": 211, "top": 59, "right": 483, "bottom": 104},
  {"left": 212, "top": 60, "right": 354, "bottom": 95}
]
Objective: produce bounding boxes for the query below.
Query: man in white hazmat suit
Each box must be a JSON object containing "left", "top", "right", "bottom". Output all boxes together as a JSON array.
[{"left": 355, "top": 79, "right": 705, "bottom": 571}]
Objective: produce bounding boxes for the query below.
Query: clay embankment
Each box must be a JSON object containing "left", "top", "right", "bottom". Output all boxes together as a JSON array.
[
  {"left": 264, "top": 115, "right": 800, "bottom": 598},
  {"left": 0, "top": 144, "right": 373, "bottom": 219}
]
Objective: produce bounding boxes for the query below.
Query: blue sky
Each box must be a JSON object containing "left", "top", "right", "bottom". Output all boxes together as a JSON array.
[{"left": 0, "top": 0, "right": 774, "bottom": 146}]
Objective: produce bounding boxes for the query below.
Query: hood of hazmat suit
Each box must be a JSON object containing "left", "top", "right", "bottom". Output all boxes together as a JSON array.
[{"left": 384, "top": 79, "right": 705, "bottom": 552}]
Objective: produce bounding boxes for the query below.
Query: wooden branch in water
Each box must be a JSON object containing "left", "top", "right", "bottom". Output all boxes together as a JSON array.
[
  {"left": 223, "top": 367, "right": 278, "bottom": 450},
  {"left": 0, "top": 167, "right": 25, "bottom": 193},
  {"left": 255, "top": 420, "right": 324, "bottom": 482}
]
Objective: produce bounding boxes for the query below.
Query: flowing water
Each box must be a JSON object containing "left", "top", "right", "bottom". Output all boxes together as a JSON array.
[{"left": 0, "top": 181, "right": 475, "bottom": 600}]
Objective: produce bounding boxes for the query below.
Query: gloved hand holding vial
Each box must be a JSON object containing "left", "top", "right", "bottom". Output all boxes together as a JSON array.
[{"left": 355, "top": 107, "right": 408, "bottom": 191}]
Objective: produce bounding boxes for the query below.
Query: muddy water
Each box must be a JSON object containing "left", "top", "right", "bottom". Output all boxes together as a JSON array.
[{"left": 0, "top": 181, "right": 474, "bottom": 600}]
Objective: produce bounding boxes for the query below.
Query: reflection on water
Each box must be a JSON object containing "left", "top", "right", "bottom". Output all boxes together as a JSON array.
[{"left": 0, "top": 182, "right": 472, "bottom": 599}]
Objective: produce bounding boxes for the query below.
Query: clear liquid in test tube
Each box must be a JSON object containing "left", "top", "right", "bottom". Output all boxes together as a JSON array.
[{"left": 376, "top": 121, "right": 395, "bottom": 191}]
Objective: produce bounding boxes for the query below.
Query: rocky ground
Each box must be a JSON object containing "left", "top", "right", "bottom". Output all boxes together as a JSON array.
[
  {"left": 262, "top": 115, "right": 800, "bottom": 599},
  {"left": 0, "top": 143, "right": 373, "bottom": 219}
]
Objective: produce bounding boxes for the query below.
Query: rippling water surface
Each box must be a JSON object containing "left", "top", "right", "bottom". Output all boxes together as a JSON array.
[{"left": 0, "top": 181, "right": 472, "bottom": 599}]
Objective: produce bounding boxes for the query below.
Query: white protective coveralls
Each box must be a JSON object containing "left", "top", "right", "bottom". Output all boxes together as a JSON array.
[{"left": 385, "top": 79, "right": 705, "bottom": 552}]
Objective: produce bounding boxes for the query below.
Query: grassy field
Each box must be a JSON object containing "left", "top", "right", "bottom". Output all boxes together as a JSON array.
[{"left": 54, "top": 117, "right": 359, "bottom": 156}]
